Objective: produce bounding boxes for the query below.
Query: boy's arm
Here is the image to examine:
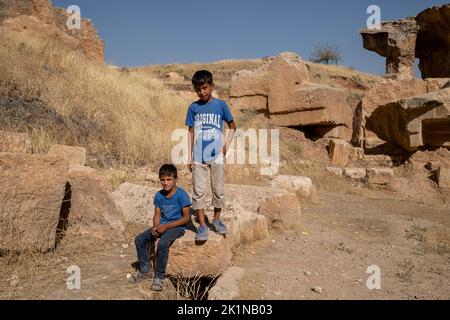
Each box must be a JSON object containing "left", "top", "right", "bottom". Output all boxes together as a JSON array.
[
  {"left": 152, "top": 208, "right": 161, "bottom": 236},
  {"left": 156, "top": 206, "right": 191, "bottom": 234},
  {"left": 187, "top": 127, "right": 195, "bottom": 172},
  {"left": 223, "top": 120, "right": 237, "bottom": 156}
]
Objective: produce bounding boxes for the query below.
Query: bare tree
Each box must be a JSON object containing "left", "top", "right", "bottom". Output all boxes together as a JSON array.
[{"left": 309, "top": 44, "right": 342, "bottom": 65}]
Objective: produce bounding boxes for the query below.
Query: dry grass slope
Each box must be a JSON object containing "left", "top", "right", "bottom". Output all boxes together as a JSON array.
[{"left": 0, "top": 32, "right": 189, "bottom": 167}]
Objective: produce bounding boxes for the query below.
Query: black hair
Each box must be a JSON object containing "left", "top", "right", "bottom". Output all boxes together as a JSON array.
[
  {"left": 192, "top": 70, "right": 213, "bottom": 87},
  {"left": 159, "top": 164, "right": 178, "bottom": 179}
]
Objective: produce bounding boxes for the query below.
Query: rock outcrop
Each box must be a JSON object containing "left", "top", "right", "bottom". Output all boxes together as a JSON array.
[
  {"left": 0, "top": 0, "right": 104, "bottom": 63},
  {"left": 230, "top": 52, "right": 353, "bottom": 141},
  {"left": 53, "top": 7, "right": 104, "bottom": 63},
  {"left": 352, "top": 79, "right": 429, "bottom": 148},
  {"left": 360, "top": 19, "right": 418, "bottom": 79},
  {"left": 360, "top": 4, "right": 450, "bottom": 79},
  {"left": 0, "top": 0, "right": 55, "bottom": 25},
  {"left": 415, "top": 5, "right": 450, "bottom": 78}
]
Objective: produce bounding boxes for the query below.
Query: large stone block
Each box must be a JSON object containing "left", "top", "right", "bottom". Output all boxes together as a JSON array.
[
  {"left": 48, "top": 145, "right": 86, "bottom": 167},
  {"left": 208, "top": 266, "right": 245, "bottom": 300},
  {"left": 437, "top": 165, "right": 450, "bottom": 189},
  {"left": 167, "top": 227, "right": 231, "bottom": 278},
  {"left": 67, "top": 166, "right": 125, "bottom": 239},
  {"left": 352, "top": 79, "right": 429, "bottom": 148},
  {"left": 258, "top": 194, "right": 301, "bottom": 228},
  {"left": 230, "top": 95, "right": 267, "bottom": 113},
  {"left": 0, "top": 153, "right": 68, "bottom": 252},
  {"left": 329, "top": 139, "right": 350, "bottom": 167},
  {"left": 229, "top": 52, "right": 352, "bottom": 141},
  {"left": 111, "top": 182, "right": 160, "bottom": 226},
  {"left": 366, "top": 167, "right": 395, "bottom": 186},
  {"left": 367, "top": 88, "right": 450, "bottom": 151},
  {"left": 343, "top": 168, "right": 367, "bottom": 181},
  {"left": 268, "top": 175, "right": 314, "bottom": 198}
]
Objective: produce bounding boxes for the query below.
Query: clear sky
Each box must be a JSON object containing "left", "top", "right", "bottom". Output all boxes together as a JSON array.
[{"left": 53, "top": 0, "right": 449, "bottom": 75}]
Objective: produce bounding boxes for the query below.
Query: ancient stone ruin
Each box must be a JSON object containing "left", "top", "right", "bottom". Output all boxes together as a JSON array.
[
  {"left": 360, "top": 4, "right": 450, "bottom": 79},
  {"left": 351, "top": 78, "right": 450, "bottom": 149},
  {"left": 0, "top": 0, "right": 104, "bottom": 63},
  {"left": 366, "top": 87, "right": 450, "bottom": 152},
  {"left": 352, "top": 4, "right": 450, "bottom": 152},
  {"left": 229, "top": 52, "right": 353, "bottom": 141},
  {"left": 0, "top": 145, "right": 125, "bottom": 252}
]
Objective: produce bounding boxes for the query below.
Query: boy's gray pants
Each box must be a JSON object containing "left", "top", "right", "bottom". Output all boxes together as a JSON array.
[{"left": 192, "top": 157, "right": 225, "bottom": 210}]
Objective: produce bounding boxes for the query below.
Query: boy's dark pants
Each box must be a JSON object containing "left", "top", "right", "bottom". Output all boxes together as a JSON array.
[{"left": 134, "top": 228, "right": 185, "bottom": 279}]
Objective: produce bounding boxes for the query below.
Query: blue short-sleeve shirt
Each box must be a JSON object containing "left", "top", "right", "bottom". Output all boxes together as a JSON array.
[
  {"left": 153, "top": 187, "right": 191, "bottom": 229},
  {"left": 185, "top": 98, "right": 234, "bottom": 163}
]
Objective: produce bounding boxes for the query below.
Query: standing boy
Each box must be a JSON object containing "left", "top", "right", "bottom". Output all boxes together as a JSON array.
[{"left": 185, "top": 70, "right": 237, "bottom": 241}]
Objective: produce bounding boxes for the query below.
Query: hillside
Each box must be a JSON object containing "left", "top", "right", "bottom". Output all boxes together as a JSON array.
[{"left": 0, "top": 32, "right": 190, "bottom": 167}]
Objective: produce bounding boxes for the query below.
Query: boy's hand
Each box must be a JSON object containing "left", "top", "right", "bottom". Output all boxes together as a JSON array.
[
  {"left": 157, "top": 224, "right": 169, "bottom": 234},
  {"left": 151, "top": 227, "right": 159, "bottom": 237}
]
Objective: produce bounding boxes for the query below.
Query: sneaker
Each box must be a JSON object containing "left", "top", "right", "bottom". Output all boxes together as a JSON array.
[
  {"left": 128, "top": 270, "right": 152, "bottom": 284},
  {"left": 212, "top": 220, "right": 227, "bottom": 235},
  {"left": 150, "top": 278, "right": 164, "bottom": 291},
  {"left": 195, "top": 224, "right": 208, "bottom": 241}
]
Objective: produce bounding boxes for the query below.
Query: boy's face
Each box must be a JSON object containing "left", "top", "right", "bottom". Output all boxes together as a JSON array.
[
  {"left": 159, "top": 174, "right": 177, "bottom": 192},
  {"left": 194, "top": 83, "right": 214, "bottom": 102}
]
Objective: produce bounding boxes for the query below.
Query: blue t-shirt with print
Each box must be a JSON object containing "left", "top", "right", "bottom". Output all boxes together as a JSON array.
[
  {"left": 185, "top": 98, "right": 234, "bottom": 163},
  {"left": 153, "top": 187, "right": 191, "bottom": 230}
]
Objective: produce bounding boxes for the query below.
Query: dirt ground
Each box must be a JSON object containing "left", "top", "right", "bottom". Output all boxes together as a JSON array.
[
  {"left": 1, "top": 189, "right": 449, "bottom": 300},
  {"left": 235, "top": 191, "right": 450, "bottom": 300}
]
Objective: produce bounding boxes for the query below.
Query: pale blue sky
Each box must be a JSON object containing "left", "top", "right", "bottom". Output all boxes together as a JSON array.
[{"left": 53, "top": 0, "right": 449, "bottom": 75}]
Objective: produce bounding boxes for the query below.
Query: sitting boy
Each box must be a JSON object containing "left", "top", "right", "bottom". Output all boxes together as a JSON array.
[{"left": 128, "top": 164, "right": 191, "bottom": 291}]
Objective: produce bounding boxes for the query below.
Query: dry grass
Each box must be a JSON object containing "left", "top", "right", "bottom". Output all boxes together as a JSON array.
[
  {"left": 405, "top": 224, "right": 450, "bottom": 255},
  {"left": 0, "top": 32, "right": 191, "bottom": 167},
  {"left": 0, "top": 231, "right": 106, "bottom": 300},
  {"left": 305, "top": 61, "right": 381, "bottom": 88},
  {"left": 169, "top": 273, "right": 218, "bottom": 300},
  {"left": 100, "top": 166, "right": 139, "bottom": 190}
]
